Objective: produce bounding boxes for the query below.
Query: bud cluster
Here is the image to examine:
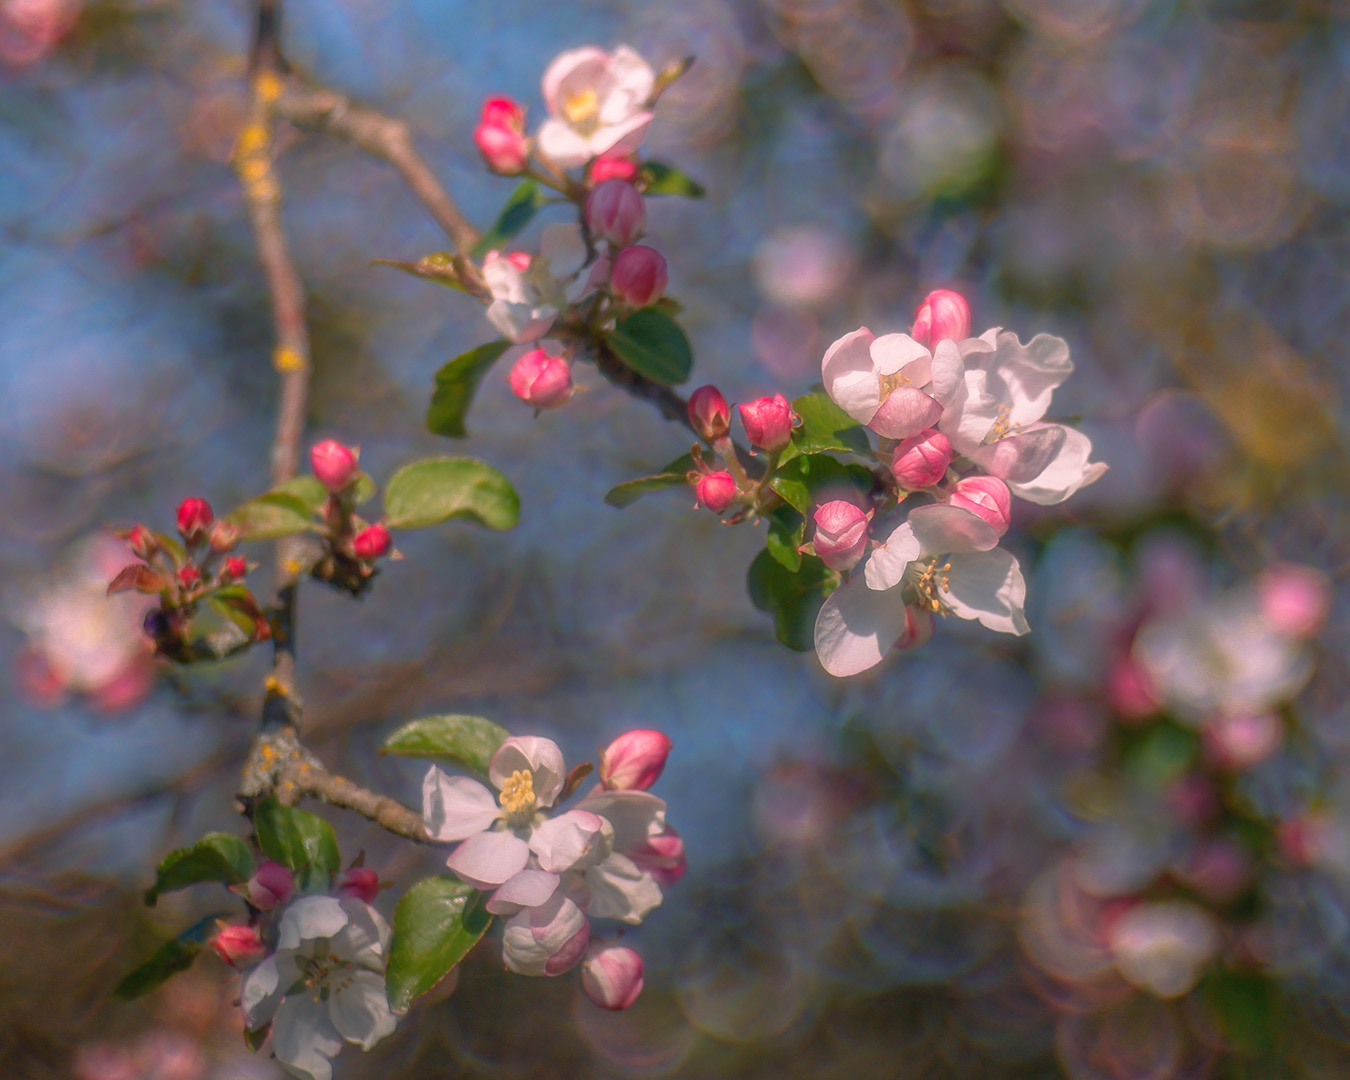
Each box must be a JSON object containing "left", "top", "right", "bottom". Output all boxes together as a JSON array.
[{"left": 305, "top": 439, "right": 399, "bottom": 595}]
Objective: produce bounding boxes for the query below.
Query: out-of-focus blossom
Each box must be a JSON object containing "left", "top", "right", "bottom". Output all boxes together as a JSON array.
[
  {"left": 537, "top": 46, "right": 655, "bottom": 169},
  {"left": 1257, "top": 563, "right": 1331, "bottom": 638},
  {"left": 599, "top": 729, "right": 673, "bottom": 791},
  {"left": 588, "top": 154, "right": 639, "bottom": 184},
  {"left": 1106, "top": 901, "right": 1219, "bottom": 998},
  {"left": 13, "top": 535, "right": 156, "bottom": 711},
  {"left": 474, "top": 97, "right": 529, "bottom": 175},
  {"left": 1203, "top": 711, "right": 1283, "bottom": 770},
  {"left": 0, "top": 0, "right": 79, "bottom": 68},
  {"left": 586, "top": 179, "right": 646, "bottom": 247},
  {"left": 580, "top": 942, "right": 644, "bottom": 1010},
  {"left": 911, "top": 288, "right": 972, "bottom": 348},
  {"left": 484, "top": 225, "right": 595, "bottom": 343},
  {"left": 239, "top": 896, "right": 397, "bottom": 1080},
  {"left": 351, "top": 524, "right": 391, "bottom": 561}
]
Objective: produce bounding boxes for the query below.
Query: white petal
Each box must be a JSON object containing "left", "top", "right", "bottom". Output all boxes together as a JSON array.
[
  {"left": 538, "top": 223, "right": 587, "bottom": 279},
  {"left": 483, "top": 258, "right": 528, "bottom": 304},
  {"left": 272, "top": 993, "right": 343, "bottom": 1080},
  {"left": 943, "top": 549, "right": 1029, "bottom": 635},
  {"left": 573, "top": 789, "right": 666, "bottom": 853},
  {"left": 906, "top": 503, "right": 1000, "bottom": 555},
  {"left": 489, "top": 737, "right": 567, "bottom": 807},
  {"left": 278, "top": 896, "right": 347, "bottom": 951},
  {"left": 604, "top": 45, "right": 656, "bottom": 111},
  {"left": 331, "top": 898, "right": 391, "bottom": 969},
  {"left": 581, "top": 853, "right": 663, "bottom": 925},
  {"left": 529, "top": 810, "right": 614, "bottom": 873},
  {"left": 486, "top": 869, "right": 560, "bottom": 915},
  {"left": 868, "top": 387, "right": 943, "bottom": 440},
  {"left": 820, "top": 327, "right": 880, "bottom": 423},
  {"left": 328, "top": 969, "right": 397, "bottom": 1049},
  {"left": 541, "top": 46, "right": 609, "bottom": 113},
  {"left": 969, "top": 425, "right": 1066, "bottom": 484},
  {"left": 590, "top": 111, "right": 653, "bottom": 161},
  {"left": 486, "top": 298, "right": 555, "bottom": 344},
  {"left": 863, "top": 519, "right": 922, "bottom": 591},
  {"left": 814, "top": 575, "right": 910, "bottom": 677},
  {"left": 502, "top": 893, "right": 590, "bottom": 976},
  {"left": 422, "top": 769, "right": 501, "bottom": 842},
  {"left": 1006, "top": 425, "right": 1108, "bottom": 505},
  {"left": 940, "top": 369, "right": 999, "bottom": 454},
  {"left": 240, "top": 953, "right": 289, "bottom": 1029},
  {"left": 985, "top": 331, "right": 1073, "bottom": 428},
  {"left": 536, "top": 118, "right": 594, "bottom": 169},
  {"left": 869, "top": 333, "right": 930, "bottom": 377},
  {"left": 446, "top": 830, "right": 531, "bottom": 889},
  {"left": 927, "top": 339, "right": 966, "bottom": 404}
]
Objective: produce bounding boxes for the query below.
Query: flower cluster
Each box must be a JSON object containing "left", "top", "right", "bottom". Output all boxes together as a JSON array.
[
  {"left": 812, "top": 289, "right": 1107, "bottom": 676},
  {"left": 423, "top": 730, "right": 681, "bottom": 1009}
]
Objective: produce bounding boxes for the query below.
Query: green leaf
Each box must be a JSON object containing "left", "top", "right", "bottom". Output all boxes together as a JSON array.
[
  {"left": 746, "top": 549, "right": 839, "bottom": 652},
  {"left": 471, "top": 180, "right": 543, "bottom": 259},
  {"left": 604, "top": 453, "right": 695, "bottom": 509},
  {"left": 1123, "top": 723, "right": 1199, "bottom": 789},
  {"left": 791, "top": 393, "right": 872, "bottom": 455},
  {"left": 371, "top": 252, "right": 473, "bottom": 293},
  {"left": 765, "top": 506, "right": 804, "bottom": 572},
  {"left": 426, "top": 341, "right": 512, "bottom": 439},
  {"left": 639, "top": 160, "right": 706, "bottom": 198},
  {"left": 768, "top": 453, "right": 871, "bottom": 515},
  {"left": 383, "top": 457, "right": 520, "bottom": 531},
  {"left": 1202, "top": 972, "right": 1283, "bottom": 1057},
  {"left": 272, "top": 472, "right": 376, "bottom": 510},
  {"left": 386, "top": 877, "right": 492, "bottom": 1014},
  {"left": 114, "top": 914, "right": 222, "bottom": 1000},
  {"left": 381, "top": 714, "right": 510, "bottom": 779},
  {"left": 254, "top": 798, "right": 341, "bottom": 877},
  {"left": 145, "top": 833, "right": 255, "bottom": 905},
  {"left": 224, "top": 492, "right": 316, "bottom": 541},
  {"left": 607, "top": 308, "right": 694, "bottom": 386}
]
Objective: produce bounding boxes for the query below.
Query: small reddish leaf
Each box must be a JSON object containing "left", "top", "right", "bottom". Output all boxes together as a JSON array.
[{"left": 107, "top": 564, "right": 169, "bottom": 596}]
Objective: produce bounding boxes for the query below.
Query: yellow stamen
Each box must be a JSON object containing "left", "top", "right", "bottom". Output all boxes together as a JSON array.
[
  {"left": 877, "top": 370, "right": 912, "bottom": 400},
  {"left": 498, "top": 769, "right": 537, "bottom": 825},
  {"left": 562, "top": 88, "right": 599, "bottom": 126},
  {"left": 988, "top": 403, "right": 1017, "bottom": 441},
  {"left": 913, "top": 559, "right": 953, "bottom": 615}
]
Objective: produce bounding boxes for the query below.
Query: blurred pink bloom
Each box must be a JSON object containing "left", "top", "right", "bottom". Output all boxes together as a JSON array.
[
  {"left": 910, "top": 288, "right": 971, "bottom": 349},
  {"left": 474, "top": 96, "right": 529, "bottom": 174},
  {"left": 310, "top": 439, "right": 360, "bottom": 493},
  {"left": 1257, "top": 563, "right": 1331, "bottom": 638},
  {"left": 537, "top": 46, "right": 655, "bottom": 169},
  {"left": 585, "top": 179, "right": 645, "bottom": 247},
  {"left": 0, "top": 0, "right": 78, "bottom": 68}
]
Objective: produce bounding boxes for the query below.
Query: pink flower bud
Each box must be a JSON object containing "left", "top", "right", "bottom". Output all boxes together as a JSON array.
[
  {"left": 1258, "top": 563, "right": 1331, "bottom": 638},
  {"left": 600, "top": 729, "right": 673, "bottom": 791},
  {"left": 176, "top": 565, "right": 200, "bottom": 587},
  {"left": 891, "top": 428, "right": 954, "bottom": 489},
  {"left": 1204, "top": 712, "right": 1282, "bottom": 771},
  {"left": 695, "top": 471, "right": 738, "bottom": 514},
  {"left": 911, "top": 288, "right": 972, "bottom": 348},
  {"left": 1106, "top": 656, "right": 1159, "bottom": 720},
  {"left": 609, "top": 245, "right": 668, "bottom": 308},
  {"left": 175, "top": 497, "right": 213, "bottom": 541},
  {"left": 310, "top": 439, "right": 361, "bottom": 493},
  {"left": 738, "top": 393, "right": 795, "bottom": 452},
  {"left": 352, "top": 524, "right": 391, "bottom": 560},
  {"left": 688, "top": 385, "right": 731, "bottom": 441},
  {"left": 812, "top": 500, "right": 869, "bottom": 572},
  {"left": 210, "top": 923, "right": 266, "bottom": 968},
  {"left": 339, "top": 866, "right": 381, "bottom": 904},
  {"left": 581, "top": 943, "right": 645, "bottom": 1010},
  {"left": 208, "top": 520, "right": 241, "bottom": 553},
  {"left": 586, "top": 180, "right": 646, "bottom": 247},
  {"left": 589, "top": 154, "right": 640, "bottom": 184},
  {"left": 474, "top": 96, "right": 529, "bottom": 175},
  {"left": 123, "top": 524, "right": 159, "bottom": 561},
  {"left": 632, "top": 823, "right": 686, "bottom": 887},
  {"left": 222, "top": 555, "right": 248, "bottom": 582},
  {"left": 508, "top": 348, "right": 575, "bottom": 409},
  {"left": 893, "top": 605, "right": 935, "bottom": 651},
  {"left": 949, "top": 476, "right": 1012, "bottom": 535},
  {"left": 235, "top": 860, "right": 294, "bottom": 911}
]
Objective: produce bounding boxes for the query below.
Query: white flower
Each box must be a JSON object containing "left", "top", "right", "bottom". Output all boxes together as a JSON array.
[
  {"left": 814, "top": 503, "right": 1028, "bottom": 677},
  {"left": 820, "top": 327, "right": 954, "bottom": 440},
  {"left": 484, "top": 225, "right": 597, "bottom": 343},
  {"left": 239, "top": 896, "right": 397, "bottom": 1080},
  {"left": 537, "top": 46, "right": 655, "bottom": 169}
]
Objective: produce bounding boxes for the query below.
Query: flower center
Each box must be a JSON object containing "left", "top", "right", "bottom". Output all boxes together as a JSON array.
[
  {"left": 987, "top": 403, "right": 1017, "bottom": 441},
  {"left": 562, "top": 88, "right": 600, "bottom": 129},
  {"left": 499, "top": 769, "right": 537, "bottom": 825},
  {"left": 911, "top": 558, "right": 953, "bottom": 615},
  {"left": 877, "top": 370, "right": 912, "bottom": 401}
]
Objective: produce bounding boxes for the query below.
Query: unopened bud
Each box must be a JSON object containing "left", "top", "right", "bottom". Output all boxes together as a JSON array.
[
  {"left": 687, "top": 385, "right": 731, "bottom": 441},
  {"left": 581, "top": 943, "right": 644, "bottom": 1010},
  {"left": 949, "top": 476, "right": 1011, "bottom": 536},
  {"left": 176, "top": 565, "right": 201, "bottom": 588},
  {"left": 352, "top": 524, "right": 392, "bottom": 560},
  {"left": 586, "top": 180, "right": 646, "bottom": 247},
  {"left": 209, "top": 520, "right": 241, "bottom": 554},
  {"left": 474, "top": 97, "right": 529, "bottom": 175},
  {"left": 891, "top": 428, "right": 953, "bottom": 489},
  {"left": 738, "top": 393, "right": 795, "bottom": 452},
  {"left": 589, "top": 154, "right": 639, "bottom": 185},
  {"left": 310, "top": 439, "right": 361, "bottom": 494},
  {"left": 812, "top": 500, "right": 869, "bottom": 572},
  {"left": 508, "top": 348, "right": 575, "bottom": 409},
  {"left": 911, "top": 288, "right": 972, "bottom": 348},
  {"left": 175, "top": 498, "right": 213, "bottom": 541},
  {"left": 124, "top": 525, "right": 160, "bottom": 561},
  {"left": 695, "top": 471, "right": 738, "bottom": 514},
  {"left": 338, "top": 867, "right": 380, "bottom": 904},
  {"left": 609, "top": 245, "right": 668, "bottom": 308},
  {"left": 600, "top": 729, "right": 672, "bottom": 791},
  {"left": 222, "top": 555, "right": 248, "bottom": 582},
  {"left": 210, "top": 923, "right": 266, "bottom": 968},
  {"left": 1257, "top": 563, "right": 1331, "bottom": 638},
  {"left": 234, "top": 860, "right": 294, "bottom": 911}
]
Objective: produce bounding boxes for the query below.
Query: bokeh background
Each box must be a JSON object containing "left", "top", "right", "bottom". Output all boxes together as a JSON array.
[{"left": 3, "top": 0, "right": 1350, "bottom": 1077}]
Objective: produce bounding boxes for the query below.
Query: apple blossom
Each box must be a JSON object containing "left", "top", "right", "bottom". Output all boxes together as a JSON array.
[
  {"left": 208, "top": 519, "right": 241, "bottom": 553},
  {"left": 508, "top": 348, "right": 574, "bottom": 409},
  {"left": 1257, "top": 563, "right": 1331, "bottom": 638},
  {"left": 911, "top": 288, "right": 971, "bottom": 348},
  {"left": 695, "top": 471, "right": 738, "bottom": 514},
  {"left": 351, "top": 524, "right": 391, "bottom": 560},
  {"left": 820, "top": 327, "right": 949, "bottom": 440},
  {"left": 474, "top": 97, "right": 529, "bottom": 175},
  {"left": 588, "top": 154, "right": 639, "bottom": 184},
  {"left": 222, "top": 555, "right": 248, "bottom": 581},
  {"left": 309, "top": 439, "right": 360, "bottom": 493},
  {"left": 738, "top": 393, "right": 795, "bottom": 452},
  {"left": 893, "top": 604, "right": 935, "bottom": 651},
  {"left": 891, "top": 428, "right": 953, "bottom": 489},
  {"left": 239, "top": 896, "right": 397, "bottom": 1080},
  {"left": 211, "top": 923, "right": 266, "bottom": 968},
  {"left": 811, "top": 500, "right": 869, "bottom": 572},
  {"left": 537, "top": 46, "right": 655, "bottom": 169},
  {"left": 609, "top": 244, "right": 667, "bottom": 308},
  {"left": 1106, "top": 901, "right": 1219, "bottom": 999},
  {"left": 338, "top": 867, "right": 380, "bottom": 904},
  {"left": 599, "top": 729, "right": 673, "bottom": 790},
  {"left": 581, "top": 942, "right": 644, "bottom": 1010},
  {"left": 175, "top": 497, "right": 213, "bottom": 541},
  {"left": 123, "top": 524, "right": 159, "bottom": 561},
  {"left": 232, "top": 859, "right": 294, "bottom": 911},
  {"left": 948, "top": 475, "right": 1012, "bottom": 536},
  {"left": 501, "top": 892, "right": 591, "bottom": 976},
  {"left": 484, "top": 225, "right": 596, "bottom": 343},
  {"left": 630, "top": 822, "right": 686, "bottom": 887},
  {"left": 585, "top": 179, "right": 645, "bottom": 247},
  {"left": 687, "top": 384, "right": 731, "bottom": 441}
]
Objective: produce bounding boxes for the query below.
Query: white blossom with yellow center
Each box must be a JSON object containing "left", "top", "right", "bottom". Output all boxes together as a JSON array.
[{"left": 536, "top": 45, "right": 656, "bottom": 169}]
